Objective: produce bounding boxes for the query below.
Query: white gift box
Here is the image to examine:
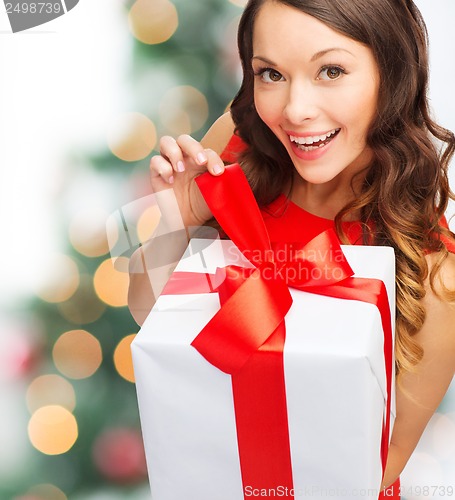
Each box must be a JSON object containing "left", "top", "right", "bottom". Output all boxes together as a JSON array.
[{"left": 132, "top": 238, "right": 396, "bottom": 500}]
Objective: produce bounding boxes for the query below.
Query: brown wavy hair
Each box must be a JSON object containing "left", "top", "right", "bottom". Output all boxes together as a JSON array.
[{"left": 229, "top": 0, "right": 455, "bottom": 377}]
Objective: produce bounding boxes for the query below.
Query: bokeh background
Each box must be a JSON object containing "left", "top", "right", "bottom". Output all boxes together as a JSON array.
[{"left": 0, "top": 1, "right": 453, "bottom": 499}]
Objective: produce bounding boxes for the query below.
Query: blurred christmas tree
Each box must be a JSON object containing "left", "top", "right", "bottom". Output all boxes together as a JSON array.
[{"left": 1, "top": 1, "right": 243, "bottom": 498}]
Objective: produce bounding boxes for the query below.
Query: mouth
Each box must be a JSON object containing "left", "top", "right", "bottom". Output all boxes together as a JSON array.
[{"left": 289, "top": 128, "right": 341, "bottom": 152}]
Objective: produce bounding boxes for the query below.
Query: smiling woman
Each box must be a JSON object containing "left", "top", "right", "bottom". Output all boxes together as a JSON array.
[
  {"left": 250, "top": 2, "right": 380, "bottom": 198},
  {"left": 128, "top": 0, "right": 455, "bottom": 498}
]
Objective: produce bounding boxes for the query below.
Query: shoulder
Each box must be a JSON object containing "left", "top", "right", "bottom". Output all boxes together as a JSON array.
[
  {"left": 200, "top": 111, "right": 235, "bottom": 155},
  {"left": 425, "top": 250, "right": 455, "bottom": 298}
]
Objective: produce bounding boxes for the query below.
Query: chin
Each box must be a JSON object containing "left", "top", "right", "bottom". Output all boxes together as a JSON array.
[{"left": 294, "top": 170, "right": 340, "bottom": 186}]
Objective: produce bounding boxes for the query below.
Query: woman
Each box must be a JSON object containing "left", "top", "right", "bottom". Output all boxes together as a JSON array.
[{"left": 128, "top": 0, "right": 455, "bottom": 495}]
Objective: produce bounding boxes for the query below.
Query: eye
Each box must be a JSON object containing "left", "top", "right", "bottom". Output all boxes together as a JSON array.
[
  {"left": 254, "top": 68, "right": 285, "bottom": 83},
  {"left": 318, "top": 65, "right": 345, "bottom": 81}
]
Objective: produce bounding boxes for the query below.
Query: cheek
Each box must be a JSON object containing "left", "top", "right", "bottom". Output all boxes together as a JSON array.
[
  {"left": 355, "top": 83, "right": 379, "bottom": 125},
  {"left": 254, "top": 89, "right": 280, "bottom": 125},
  {"left": 346, "top": 94, "right": 378, "bottom": 141}
]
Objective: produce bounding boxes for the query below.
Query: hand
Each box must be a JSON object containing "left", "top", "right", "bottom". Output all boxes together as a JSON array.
[{"left": 150, "top": 134, "right": 226, "bottom": 228}]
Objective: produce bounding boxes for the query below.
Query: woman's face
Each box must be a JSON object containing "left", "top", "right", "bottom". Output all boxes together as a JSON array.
[{"left": 252, "top": 1, "right": 380, "bottom": 187}]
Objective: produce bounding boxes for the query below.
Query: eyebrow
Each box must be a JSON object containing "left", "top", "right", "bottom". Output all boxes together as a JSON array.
[
  {"left": 252, "top": 48, "right": 354, "bottom": 66},
  {"left": 251, "top": 55, "right": 277, "bottom": 66},
  {"left": 310, "top": 47, "right": 354, "bottom": 61}
]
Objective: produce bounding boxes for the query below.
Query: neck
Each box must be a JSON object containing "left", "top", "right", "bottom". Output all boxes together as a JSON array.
[{"left": 290, "top": 169, "right": 367, "bottom": 221}]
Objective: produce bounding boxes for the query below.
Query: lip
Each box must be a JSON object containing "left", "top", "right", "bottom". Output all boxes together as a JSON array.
[
  {"left": 287, "top": 128, "right": 340, "bottom": 161},
  {"left": 284, "top": 128, "right": 338, "bottom": 138}
]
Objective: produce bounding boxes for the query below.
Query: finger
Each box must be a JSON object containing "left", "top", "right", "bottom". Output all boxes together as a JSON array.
[
  {"left": 159, "top": 136, "right": 186, "bottom": 173},
  {"left": 204, "top": 148, "right": 225, "bottom": 176},
  {"left": 150, "top": 154, "right": 174, "bottom": 187},
  {"left": 176, "top": 134, "right": 209, "bottom": 166}
]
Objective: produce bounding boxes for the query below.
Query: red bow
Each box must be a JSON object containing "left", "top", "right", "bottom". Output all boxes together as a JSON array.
[{"left": 163, "top": 164, "right": 393, "bottom": 499}]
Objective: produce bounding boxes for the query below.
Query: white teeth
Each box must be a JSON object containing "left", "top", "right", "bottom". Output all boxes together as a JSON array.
[{"left": 289, "top": 128, "right": 339, "bottom": 146}]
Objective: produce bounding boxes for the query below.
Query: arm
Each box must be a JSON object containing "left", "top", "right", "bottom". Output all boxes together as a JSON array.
[
  {"left": 128, "top": 112, "right": 235, "bottom": 326},
  {"left": 381, "top": 252, "right": 455, "bottom": 488}
]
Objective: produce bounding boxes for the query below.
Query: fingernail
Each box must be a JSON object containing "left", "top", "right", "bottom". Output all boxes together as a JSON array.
[
  {"left": 197, "top": 153, "right": 207, "bottom": 165},
  {"left": 177, "top": 161, "right": 185, "bottom": 172},
  {"left": 213, "top": 164, "right": 223, "bottom": 175},
  {"left": 168, "top": 175, "right": 174, "bottom": 184}
]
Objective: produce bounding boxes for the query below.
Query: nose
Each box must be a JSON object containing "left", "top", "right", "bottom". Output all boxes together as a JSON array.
[{"left": 282, "top": 81, "right": 319, "bottom": 125}]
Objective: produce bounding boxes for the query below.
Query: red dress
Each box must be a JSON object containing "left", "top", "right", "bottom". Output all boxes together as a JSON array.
[
  {"left": 221, "top": 134, "right": 455, "bottom": 252},
  {"left": 220, "top": 134, "right": 455, "bottom": 500}
]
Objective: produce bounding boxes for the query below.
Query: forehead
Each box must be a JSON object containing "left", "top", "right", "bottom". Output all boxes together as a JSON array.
[{"left": 252, "top": 1, "right": 367, "bottom": 59}]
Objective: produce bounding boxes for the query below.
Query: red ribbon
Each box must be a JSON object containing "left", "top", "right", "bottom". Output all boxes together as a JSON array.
[{"left": 162, "top": 164, "right": 393, "bottom": 498}]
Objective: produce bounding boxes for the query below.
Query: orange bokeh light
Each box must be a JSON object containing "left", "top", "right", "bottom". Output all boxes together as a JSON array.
[
  {"left": 25, "top": 483, "right": 67, "bottom": 500},
  {"left": 57, "top": 274, "right": 106, "bottom": 325},
  {"left": 26, "top": 374, "right": 76, "bottom": 413},
  {"left": 129, "top": 0, "right": 178, "bottom": 45},
  {"left": 114, "top": 334, "right": 137, "bottom": 383},
  {"left": 107, "top": 112, "right": 157, "bottom": 162},
  {"left": 93, "top": 257, "right": 129, "bottom": 307},
  {"left": 53, "top": 330, "right": 102, "bottom": 380},
  {"left": 36, "top": 254, "right": 79, "bottom": 303},
  {"left": 69, "top": 208, "right": 111, "bottom": 258},
  {"left": 28, "top": 405, "right": 78, "bottom": 455},
  {"left": 159, "top": 85, "right": 209, "bottom": 136}
]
